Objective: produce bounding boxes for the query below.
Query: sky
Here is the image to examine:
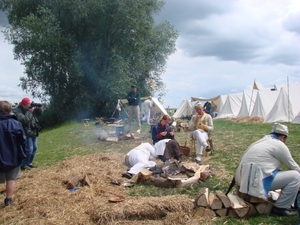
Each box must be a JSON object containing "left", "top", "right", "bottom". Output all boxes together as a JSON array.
[{"left": 1, "top": 0, "right": 300, "bottom": 107}]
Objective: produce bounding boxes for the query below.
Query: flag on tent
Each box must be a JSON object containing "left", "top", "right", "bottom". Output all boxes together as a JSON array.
[
  {"left": 253, "top": 81, "right": 259, "bottom": 90},
  {"left": 147, "top": 78, "right": 155, "bottom": 89}
]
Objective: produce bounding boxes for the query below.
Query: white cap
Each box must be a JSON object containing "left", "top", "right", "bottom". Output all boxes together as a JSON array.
[{"left": 271, "top": 123, "right": 289, "bottom": 136}]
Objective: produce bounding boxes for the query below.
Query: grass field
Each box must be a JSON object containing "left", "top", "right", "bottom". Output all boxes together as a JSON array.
[{"left": 4, "top": 119, "right": 300, "bottom": 224}]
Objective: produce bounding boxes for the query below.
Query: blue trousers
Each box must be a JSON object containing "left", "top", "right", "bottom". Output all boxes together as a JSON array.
[{"left": 21, "top": 137, "right": 37, "bottom": 167}]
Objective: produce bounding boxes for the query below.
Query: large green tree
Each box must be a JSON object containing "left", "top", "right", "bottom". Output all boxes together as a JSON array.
[{"left": 0, "top": 0, "right": 178, "bottom": 125}]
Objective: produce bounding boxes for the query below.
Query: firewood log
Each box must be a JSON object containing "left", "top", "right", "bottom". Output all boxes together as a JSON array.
[
  {"left": 227, "top": 194, "right": 249, "bottom": 218},
  {"left": 196, "top": 188, "right": 209, "bottom": 207},
  {"left": 66, "top": 177, "right": 81, "bottom": 189},
  {"left": 215, "top": 208, "right": 228, "bottom": 217},
  {"left": 208, "top": 193, "right": 223, "bottom": 210},
  {"left": 216, "top": 191, "right": 231, "bottom": 208}
]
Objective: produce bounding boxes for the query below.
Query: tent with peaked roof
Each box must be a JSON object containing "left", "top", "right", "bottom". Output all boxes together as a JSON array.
[
  {"left": 172, "top": 100, "right": 193, "bottom": 118},
  {"left": 216, "top": 92, "right": 243, "bottom": 118},
  {"left": 120, "top": 97, "right": 169, "bottom": 118},
  {"left": 264, "top": 83, "right": 300, "bottom": 123},
  {"left": 236, "top": 89, "right": 258, "bottom": 118},
  {"left": 292, "top": 111, "right": 300, "bottom": 124},
  {"left": 190, "top": 94, "right": 227, "bottom": 114},
  {"left": 250, "top": 90, "right": 280, "bottom": 118}
]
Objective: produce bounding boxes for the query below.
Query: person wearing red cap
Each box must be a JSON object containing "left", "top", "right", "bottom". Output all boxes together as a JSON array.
[{"left": 13, "top": 97, "right": 39, "bottom": 170}]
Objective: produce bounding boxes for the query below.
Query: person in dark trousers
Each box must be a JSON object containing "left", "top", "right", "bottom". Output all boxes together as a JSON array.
[
  {"left": 13, "top": 97, "right": 38, "bottom": 170},
  {"left": 152, "top": 115, "right": 182, "bottom": 162},
  {"left": 0, "top": 101, "right": 27, "bottom": 207},
  {"left": 126, "top": 85, "right": 141, "bottom": 133}
]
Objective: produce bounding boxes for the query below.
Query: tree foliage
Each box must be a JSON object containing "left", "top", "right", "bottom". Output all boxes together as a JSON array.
[{"left": 0, "top": 0, "right": 178, "bottom": 125}]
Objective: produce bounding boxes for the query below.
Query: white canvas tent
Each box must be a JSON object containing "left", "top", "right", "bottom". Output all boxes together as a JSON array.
[
  {"left": 264, "top": 83, "right": 300, "bottom": 122},
  {"left": 151, "top": 97, "right": 169, "bottom": 116},
  {"left": 236, "top": 89, "right": 258, "bottom": 118},
  {"left": 216, "top": 92, "right": 243, "bottom": 118},
  {"left": 172, "top": 100, "right": 193, "bottom": 118},
  {"left": 250, "top": 90, "right": 279, "bottom": 118},
  {"left": 120, "top": 97, "right": 169, "bottom": 117},
  {"left": 292, "top": 111, "right": 300, "bottom": 124},
  {"left": 190, "top": 95, "right": 225, "bottom": 113}
]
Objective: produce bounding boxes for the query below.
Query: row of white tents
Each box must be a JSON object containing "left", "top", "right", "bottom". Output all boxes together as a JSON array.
[{"left": 173, "top": 82, "right": 300, "bottom": 124}]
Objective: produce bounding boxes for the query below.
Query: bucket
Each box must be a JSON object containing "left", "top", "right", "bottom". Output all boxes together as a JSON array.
[{"left": 115, "top": 126, "right": 124, "bottom": 135}]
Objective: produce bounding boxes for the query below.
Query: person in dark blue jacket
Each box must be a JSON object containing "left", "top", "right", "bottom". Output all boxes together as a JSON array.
[
  {"left": 151, "top": 115, "right": 182, "bottom": 162},
  {"left": 151, "top": 114, "right": 174, "bottom": 144},
  {"left": 0, "top": 101, "right": 27, "bottom": 207}
]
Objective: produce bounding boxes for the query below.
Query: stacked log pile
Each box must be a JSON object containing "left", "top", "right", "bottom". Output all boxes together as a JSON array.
[{"left": 194, "top": 188, "right": 273, "bottom": 218}]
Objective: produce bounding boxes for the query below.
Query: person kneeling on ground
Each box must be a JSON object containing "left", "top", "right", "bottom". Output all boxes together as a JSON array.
[
  {"left": 122, "top": 142, "right": 157, "bottom": 179},
  {"left": 235, "top": 123, "right": 300, "bottom": 216}
]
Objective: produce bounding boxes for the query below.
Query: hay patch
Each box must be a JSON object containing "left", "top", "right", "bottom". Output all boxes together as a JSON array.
[
  {"left": 215, "top": 116, "right": 264, "bottom": 123},
  {"left": 1, "top": 153, "right": 196, "bottom": 224}
]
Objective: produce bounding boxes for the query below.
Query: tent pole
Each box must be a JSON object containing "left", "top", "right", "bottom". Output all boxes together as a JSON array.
[{"left": 287, "top": 76, "right": 290, "bottom": 122}]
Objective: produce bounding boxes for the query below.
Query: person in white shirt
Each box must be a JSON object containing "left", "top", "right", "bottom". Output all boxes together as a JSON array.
[
  {"left": 235, "top": 123, "right": 300, "bottom": 216},
  {"left": 188, "top": 103, "right": 213, "bottom": 164},
  {"left": 141, "top": 96, "right": 153, "bottom": 125},
  {"left": 122, "top": 142, "right": 157, "bottom": 179}
]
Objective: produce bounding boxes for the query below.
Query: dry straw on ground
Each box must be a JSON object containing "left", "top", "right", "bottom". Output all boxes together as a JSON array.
[{"left": 1, "top": 153, "right": 199, "bottom": 225}]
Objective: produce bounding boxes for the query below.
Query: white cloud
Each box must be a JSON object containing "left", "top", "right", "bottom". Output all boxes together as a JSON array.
[{"left": 1, "top": 2, "right": 300, "bottom": 109}]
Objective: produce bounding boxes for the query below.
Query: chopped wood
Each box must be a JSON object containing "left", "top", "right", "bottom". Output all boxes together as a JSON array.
[
  {"left": 194, "top": 207, "right": 205, "bottom": 217},
  {"left": 238, "top": 192, "right": 267, "bottom": 203},
  {"left": 216, "top": 191, "right": 231, "bottom": 208},
  {"left": 139, "top": 169, "right": 153, "bottom": 180},
  {"left": 203, "top": 208, "right": 216, "bottom": 217},
  {"left": 208, "top": 193, "right": 223, "bottom": 210},
  {"left": 66, "top": 177, "right": 81, "bottom": 189},
  {"left": 255, "top": 202, "right": 273, "bottom": 215},
  {"left": 227, "top": 194, "right": 249, "bottom": 218},
  {"left": 181, "top": 162, "right": 200, "bottom": 172},
  {"left": 175, "top": 165, "right": 209, "bottom": 188},
  {"left": 106, "top": 136, "right": 119, "bottom": 142},
  {"left": 194, "top": 207, "right": 216, "bottom": 217},
  {"left": 215, "top": 208, "right": 228, "bottom": 217},
  {"left": 167, "top": 174, "right": 189, "bottom": 180},
  {"left": 227, "top": 209, "right": 240, "bottom": 218},
  {"left": 196, "top": 188, "right": 209, "bottom": 207},
  {"left": 83, "top": 174, "right": 91, "bottom": 187},
  {"left": 177, "top": 176, "right": 199, "bottom": 188},
  {"left": 245, "top": 202, "right": 257, "bottom": 216}
]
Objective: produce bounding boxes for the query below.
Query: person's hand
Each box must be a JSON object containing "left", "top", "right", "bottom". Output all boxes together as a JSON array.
[
  {"left": 169, "top": 132, "right": 174, "bottom": 136},
  {"left": 161, "top": 131, "right": 167, "bottom": 136},
  {"left": 200, "top": 123, "right": 207, "bottom": 130}
]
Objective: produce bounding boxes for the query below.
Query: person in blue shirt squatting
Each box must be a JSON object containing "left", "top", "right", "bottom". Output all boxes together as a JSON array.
[{"left": 151, "top": 115, "right": 183, "bottom": 163}]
